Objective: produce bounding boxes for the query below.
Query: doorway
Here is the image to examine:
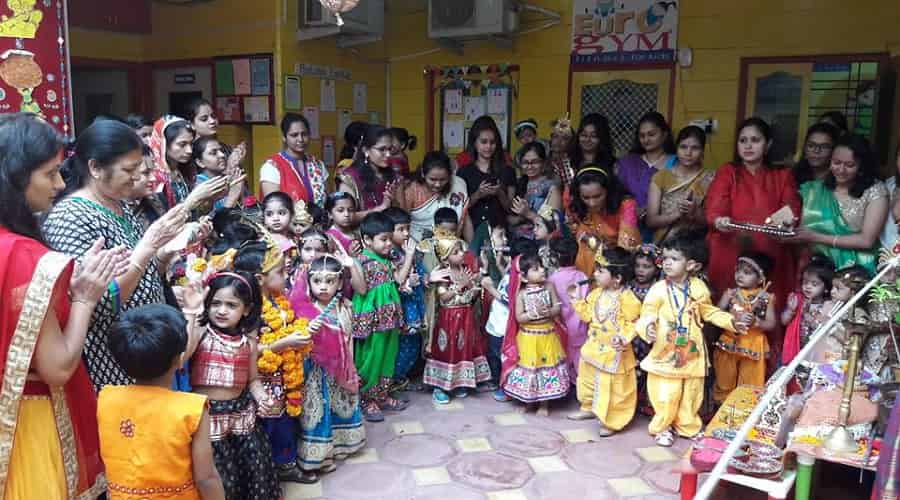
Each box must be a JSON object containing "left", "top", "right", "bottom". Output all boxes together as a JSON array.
[
  {"left": 570, "top": 68, "right": 674, "bottom": 157},
  {"left": 71, "top": 68, "right": 130, "bottom": 133},
  {"left": 152, "top": 65, "right": 212, "bottom": 117}
]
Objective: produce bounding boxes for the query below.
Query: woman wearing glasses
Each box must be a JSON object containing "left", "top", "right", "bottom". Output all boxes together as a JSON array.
[
  {"left": 259, "top": 112, "right": 329, "bottom": 208},
  {"left": 793, "top": 122, "right": 840, "bottom": 187},
  {"left": 788, "top": 134, "right": 888, "bottom": 273},
  {"left": 509, "top": 142, "right": 562, "bottom": 234},
  {"left": 336, "top": 124, "right": 400, "bottom": 218}
]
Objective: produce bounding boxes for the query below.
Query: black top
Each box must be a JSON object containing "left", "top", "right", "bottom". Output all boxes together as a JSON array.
[{"left": 457, "top": 164, "right": 517, "bottom": 227}]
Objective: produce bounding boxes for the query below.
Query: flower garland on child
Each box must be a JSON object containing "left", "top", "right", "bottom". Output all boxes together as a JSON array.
[{"left": 257, "top": 293, "right": 313, "bottom": 416}]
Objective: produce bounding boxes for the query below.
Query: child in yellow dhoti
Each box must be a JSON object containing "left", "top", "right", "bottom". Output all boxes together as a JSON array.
[
  {"left": 567, "top": 246, "right": 641, "bottom": 436},
  {"left": 636, "top": 232, "right": 750, "bottom": 447},
  {"left": 713, "top": 251, "right": 775, "bottom": 403}
]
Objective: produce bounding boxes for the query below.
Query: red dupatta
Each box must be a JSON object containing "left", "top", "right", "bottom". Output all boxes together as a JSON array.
[
  {"left": 499, "top": 256, "right": 568, "bottom": 387},
  {"left": 781, "top": 292, "right": 805, "bottom": 365},
  {"left": 0, "top": 226, "right": 103, "bottom": 497}
]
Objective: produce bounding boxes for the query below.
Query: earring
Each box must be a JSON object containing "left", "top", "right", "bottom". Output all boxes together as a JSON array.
[{"left": 364, "top": 154, "right": 370, "bottom": 165}]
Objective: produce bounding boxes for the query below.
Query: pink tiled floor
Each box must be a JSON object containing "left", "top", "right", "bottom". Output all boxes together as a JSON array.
[{"left": 283, "top": 389, "right": 689, "bottom": 500}]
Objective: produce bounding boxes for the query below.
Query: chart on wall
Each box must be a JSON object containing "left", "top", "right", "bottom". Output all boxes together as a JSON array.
[
  {"left": 0, "top": 0, "right": 73, "bottom": 135},
  {"left": 434, "top": 64, "right": 518, "bottom": 156},
  {"left": 213, "top": 54, "right": 274, "bottom": 124}
]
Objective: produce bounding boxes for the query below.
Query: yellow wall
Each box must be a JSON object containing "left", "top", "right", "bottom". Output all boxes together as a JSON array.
[
  {"left": 69, "top": 28, "right": 147, "bottom": 61},
  {"left": 275, "top": 0, "right": 387, "bottom": 162},
  {"left": 386, "top": 0, "right": 900, "bottom": 169},
  {"left": 69, "top": 0, "right": 900, "bottom": 173}
]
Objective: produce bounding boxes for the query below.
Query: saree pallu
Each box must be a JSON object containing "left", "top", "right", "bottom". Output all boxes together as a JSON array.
[
  {"left": 800, "top": 180, "right": 878, "bottom": 273},
  {"left": 405, "top": 178, "right": 468, "bottom": 243},
  {"left": 0, "top": 226, "right": 104, "bottom": 499},
  {"left": 567, "top": 199, "right": 641, "bottom": 277}
]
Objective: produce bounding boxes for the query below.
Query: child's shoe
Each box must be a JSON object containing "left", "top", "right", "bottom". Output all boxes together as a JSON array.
[
  {"left": 433, "top": 388, "right": 450, "bottom": 404},
  {"left": 452, "top": 388, "right": 469, "bottom": 398},
  {"left": 493, "top": 389, "right": 511, "bottom": 402}
]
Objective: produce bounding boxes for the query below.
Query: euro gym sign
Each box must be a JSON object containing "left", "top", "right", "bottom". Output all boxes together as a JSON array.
[{"left": 571, "top": 0, "right": 678, "bottom": 68}]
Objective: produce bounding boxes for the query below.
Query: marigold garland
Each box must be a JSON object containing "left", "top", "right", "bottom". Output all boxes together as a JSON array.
[{"left": 257, "top": 293, "right": 312, "bottom": 416}]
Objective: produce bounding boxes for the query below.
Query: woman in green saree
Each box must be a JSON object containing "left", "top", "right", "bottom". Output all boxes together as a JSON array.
[{"left": 788, "top": 134, "right": 888, "bottom": 273}]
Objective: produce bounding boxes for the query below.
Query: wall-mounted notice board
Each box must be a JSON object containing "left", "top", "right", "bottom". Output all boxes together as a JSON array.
[
  {"left": 427, "top": 64, "right": 519, "bottom": 155},
  {"left": 213, "top": 53, "right": 275, "bottom": 125}
]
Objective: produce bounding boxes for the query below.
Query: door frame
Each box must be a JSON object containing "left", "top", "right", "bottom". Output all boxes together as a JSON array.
[
  {"left": 735, "top": 52, "right": 892, "bottom": 156},
  {"left": 71, "top": 57, "right": 147, "bottom": 117},
  {"left": 567, "top": 61, "right": 676, "bottom": 122}
]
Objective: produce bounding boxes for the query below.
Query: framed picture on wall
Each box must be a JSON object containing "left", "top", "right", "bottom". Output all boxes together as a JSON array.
[
  {"left": 215, "top": 96, "right": 242, "bottom": 124},
  {"left": 243, "top": 96, "right": 271, "bottom": 123},
  {"left": 284, "top": 74, "right": 302, "bottom": 111}
]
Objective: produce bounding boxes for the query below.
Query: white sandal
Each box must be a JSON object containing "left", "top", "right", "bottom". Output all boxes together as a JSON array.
[{"left": 655, "top": 429, "right": 675, "bottom": 447}]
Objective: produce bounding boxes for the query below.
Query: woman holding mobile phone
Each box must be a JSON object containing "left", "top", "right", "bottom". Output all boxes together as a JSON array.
[{"left": 456, "top": 116, "right": 517, "bottom": 249}]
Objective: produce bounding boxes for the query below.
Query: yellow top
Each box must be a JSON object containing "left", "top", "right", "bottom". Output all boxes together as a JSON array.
[
  {"left": 636, "top": 277, "right": 736, "bottom": 378},
  {"left": 98, "top": 385, "right": 207, "bottom": 500},
  {"left": 573, "top": 288, "right": 641, "bottom": 374}
]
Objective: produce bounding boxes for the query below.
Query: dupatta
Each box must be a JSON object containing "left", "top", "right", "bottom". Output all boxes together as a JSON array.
[
  {"left": 781, "top": 292, "right": 805, "bottom": 365},
  {"left": 293, "top": 287, "right": 358, "bottom": 392},
  {"left": 0, "top": 227, "right": 104, "bottom": 498},
  {"left": 801, "top": 180, "right": 877, "bottom": 273},
  {"left": 149, "top": 115, "right": 191, "bottom": 210}
]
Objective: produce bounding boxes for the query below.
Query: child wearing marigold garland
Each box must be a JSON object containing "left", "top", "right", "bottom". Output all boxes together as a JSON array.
[
  {"left": 635, "top": 232, "right": 750, "bottom": 447},
  {"left": 190, "top": 271, "right": 282, "bottom": 498},
  {"left": 234, "top": 239, "right": 313, "bottom": 483},
  {"left": 353, "top": 212, "right": 416, "bottom": 422},
  {"left": 713, "top": 251, "right": 776, "bottom": 403},
  {"left": 296, "top": 255, "right": 366, "bottom": 482},
  {"left": 568, "top": 246, "right": 640, "bottom": 436}
]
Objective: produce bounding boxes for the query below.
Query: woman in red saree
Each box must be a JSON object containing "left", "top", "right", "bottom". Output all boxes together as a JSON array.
[
  {"left": 706, "top": 118, "right": 801, "bottom": 361},
  {"left": 0, "top": 113, "right": 124, "bottom": 499}
]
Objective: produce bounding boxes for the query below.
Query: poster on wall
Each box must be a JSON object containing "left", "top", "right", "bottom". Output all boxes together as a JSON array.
[
  {"left": 570, "top": 0, "right": 678, "bottom": 67},
  {"left": 353, "top": 82, "right": 367, "bottom": 113},
  {"left": 320, "top": 79, "right": 336, "bottom": 112},
  {"left": 304, "top": 105, "right": 320, "bottom": 139},
  {"left": 0, "top": 0, "right": 73, "bottom": 135},
  {"left": 322, "top": 135, "right": 335, "bottom": 166},
  {"left": 337, "top": 109, "right": 352, "bottom": 138},
  {"left": 216, "top": 96, "right": 242, "bottom": 123}
]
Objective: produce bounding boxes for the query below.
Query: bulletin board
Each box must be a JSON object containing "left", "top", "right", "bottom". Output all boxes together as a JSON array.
[
  {"left": 427, "top": 64, "right": 519, "bottom": 156},
  {"left": 285, "top": 63, "right": 380, "bottom": 167},
  {"left": 212, "top": 53, "right": 275, "bottom": 125}
]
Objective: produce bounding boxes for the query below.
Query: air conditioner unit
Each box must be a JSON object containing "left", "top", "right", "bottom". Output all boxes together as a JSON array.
[
  {"left": 428, "top": 0, "right": 519, "bottom": 40},
  {"left": 298, "top": 0, "right": 384, "bottom": 46}
]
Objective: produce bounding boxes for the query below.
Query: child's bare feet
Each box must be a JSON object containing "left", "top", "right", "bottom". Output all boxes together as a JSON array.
[{"left": 536, "top": 401, "right": 550, "bottom": 417}]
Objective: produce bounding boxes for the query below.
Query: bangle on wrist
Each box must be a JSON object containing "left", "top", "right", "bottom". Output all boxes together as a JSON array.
[
  {"left": 71, "top": 298, "right": 93, "bottom": 306},
  {"left": 182, "top": 307, "right": 203, "bottom": 316},
  {"left": 831, "top": 235, "right": 838, "bottom": 247}
]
